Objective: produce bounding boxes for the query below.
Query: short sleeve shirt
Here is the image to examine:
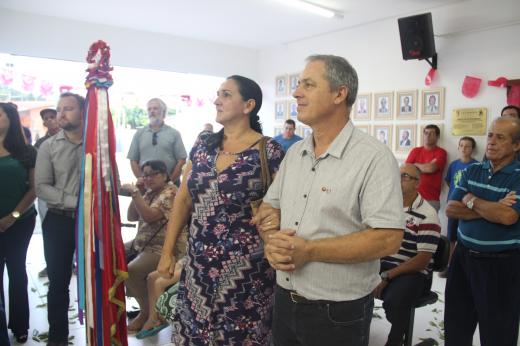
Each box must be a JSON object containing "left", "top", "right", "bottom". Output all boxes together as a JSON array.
[
  {"left": 406, "top": 146, "right": 447, "bottom": 201},
  {"left": 264, "top": 121, "right": 404, "bottom": 301}
]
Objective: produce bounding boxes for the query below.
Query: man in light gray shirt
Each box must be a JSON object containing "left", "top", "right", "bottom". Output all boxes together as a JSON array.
[
  {"left": 255, "top": 55, "right": 404, "bottom": 346},
  {"left": 35, "top": 92, "right": 84, "bottom": 346},
  {"left": 127, "top": 98, "right": 187, "bottom": 185}
]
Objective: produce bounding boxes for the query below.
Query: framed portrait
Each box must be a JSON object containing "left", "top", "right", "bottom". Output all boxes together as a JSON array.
[
  {"left": 421, "top": 87, "right": 445, "bottom": 119},
  {"left": 352, "top": 93, "right": 371, "bottom": 120},
  {"left": 289, "top": 74, "right": 299, "bottom": 95},
  {"left": 356, "top": 124, "right": 370, "bottom": 134},
  {"left": 275, "top": 101, "right": 286, "bottom": 121},
  {"left": 275, "top": 75, "right": 288, "bottom": 97},
  {"left": 396, "top": 125, "right": 416, "bottom": 153},
  {"left": 396, "top": 90, "right": 417, "bottom": 119},
  {"left": 373, "top": 125, "right": 392, "bottom": 148},
  {"left": 273, "top": 125, "right": 283, "bottom": 137},
  {"left": 417, "top": 123, "right": 444, "bottom": 146},
  {"left": 374, "top": 92, "right": 394, "bottom": 120},
  {"left": 288, "top": 100, "right": 298, "bottom": 120},
  {"left": 301, "top": 126, "right": 313, "bottom": 138}
]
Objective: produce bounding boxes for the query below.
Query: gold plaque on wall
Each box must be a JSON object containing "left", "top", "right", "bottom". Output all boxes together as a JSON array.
[{"left": 451, "top": 108, "right": 487, "bottom": 136}]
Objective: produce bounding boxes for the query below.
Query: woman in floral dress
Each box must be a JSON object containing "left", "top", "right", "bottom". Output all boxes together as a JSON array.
[{"left": 157, "top": 75, "right": 284, "bottom": 345}]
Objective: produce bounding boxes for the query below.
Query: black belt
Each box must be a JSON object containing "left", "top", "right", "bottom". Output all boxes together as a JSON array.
[
  {"left": 468, "top": 248, "right": 520, "bottom": 259},
  {"left": 278, "top": 285, "right": 332, "bottom": 305},
  {"left": 48, "top": 208, "right": 76, "bottom": 218}
]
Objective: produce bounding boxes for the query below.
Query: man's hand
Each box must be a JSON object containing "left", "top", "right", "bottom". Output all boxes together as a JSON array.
[
  {"left": 499, "top": 191, "right": 517, "bottom": 207},
  {"left": 373, "top": 280, "right": 387, "bottom": 299},
  {"left": 462, "top": 192, "right": 476, "bottom": 206},
  {"left": 265, "top": 229, "right": 311, "bottom": 272}
]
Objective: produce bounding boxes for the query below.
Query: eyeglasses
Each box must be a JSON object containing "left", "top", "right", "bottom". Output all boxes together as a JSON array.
[
  {"left": 152, "top": 132, "right": 158, "bottom": 146},
  {"left": 142, "top": 171, "right": 161, "bottom": 179},
  {"left": 401, "top": 173, "right": 419, "bottom": 181}
]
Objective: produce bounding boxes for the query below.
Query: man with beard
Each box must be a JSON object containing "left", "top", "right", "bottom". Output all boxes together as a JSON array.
[
  {"left": 127, "top": 98, "right": 187, "bottom": 185},
  {"left": 35, "top": 93, "right": 85, "bottom": 346}
]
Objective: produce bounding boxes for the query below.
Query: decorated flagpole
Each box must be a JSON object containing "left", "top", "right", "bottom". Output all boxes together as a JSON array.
[{"left": 77, "top": 40, "right": 128, "bottom": 346}]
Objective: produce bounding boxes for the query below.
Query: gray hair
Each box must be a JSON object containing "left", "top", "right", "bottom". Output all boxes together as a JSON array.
[
  {"left": 494, "top": 117, "right": 520, "bottom": 143},
  {"left": 147, "top": 98, "right": 167, "bottom": 116},
  {"left": 306, "top": 54, "right": 358, "bottom": 108}
]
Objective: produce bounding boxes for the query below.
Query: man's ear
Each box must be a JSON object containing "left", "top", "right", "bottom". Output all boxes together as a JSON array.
[{"left": 333, "top": 85, "right": 348, "bottom": 105}]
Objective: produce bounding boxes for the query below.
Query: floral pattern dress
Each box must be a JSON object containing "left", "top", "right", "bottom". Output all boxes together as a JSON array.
[{"left": 172, "top": 135, "right": 284, "bottom": 345}]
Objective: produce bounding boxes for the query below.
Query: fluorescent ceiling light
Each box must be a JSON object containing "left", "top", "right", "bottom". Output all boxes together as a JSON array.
[{"left": 281, "top": 0, "right": 343, "bottom": 19}]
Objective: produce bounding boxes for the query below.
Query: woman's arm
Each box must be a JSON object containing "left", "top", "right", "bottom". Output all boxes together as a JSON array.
[
  {"left": 129, "top": 190, "right": 164, "bottom": 223},
  {"left": 0, "top": 168, "right": 37, "bottom": 232},
  {"left": 157, "top": 162, "right": 193, "bottom": 276}
]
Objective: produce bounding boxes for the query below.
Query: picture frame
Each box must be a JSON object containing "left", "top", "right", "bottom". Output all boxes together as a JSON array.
[
  {"left": 396, "top": 90, "right": 418, "bottom": 119},
  {"left": 275, "top": 101, "right": 287, "bottom": 121},
  {"left": 373, "top": 125, "right": 392, "bottom": 148},
  {"left": 421, "top": 87, "right": 445, "bottom": 119},
  {"left": 289, "top": 74, "right": 299, "bottom": 95},
  {"left": 352, "top": 93, "right": 371, "bottom": 120},
  {"left": 273, "top": 125, "right": 283, "bottom": 137},
  {"left": 301, "top": 126, "right": 313, "bottom": 138},
  {"left": 275, "top": 75, "right": 288, "bottom": 97},
  {"left": 417, "top": 123, "right": 444, "bottom": 146},
  {"left": 395, "top": 125, "right": 416, "bottom": 153},
  {"left": 374, "top": 92, "right": 394, "bottom": 120},
  {"left": 288, "top": 99, "right": 298, "bottom": 120},
  {"left": 356, "top": 124, "right": 371, "bottom": 134}
]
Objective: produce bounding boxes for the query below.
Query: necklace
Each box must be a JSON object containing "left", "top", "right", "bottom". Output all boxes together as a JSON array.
[{"left": 218, "top": 150, "right": 240, "bottom": 156}]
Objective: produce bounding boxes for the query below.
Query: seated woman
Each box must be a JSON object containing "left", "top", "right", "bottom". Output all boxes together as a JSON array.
[
  {"left": 136, "top": 256, "right": 187, "bottom": 339},
  {"left": 120, "top": 160, "right": 177, "bottom": 332}
]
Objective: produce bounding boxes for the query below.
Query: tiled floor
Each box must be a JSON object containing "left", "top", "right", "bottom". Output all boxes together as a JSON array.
[{"left": 3, "top": 220, "right": 489, "bottom": 345}]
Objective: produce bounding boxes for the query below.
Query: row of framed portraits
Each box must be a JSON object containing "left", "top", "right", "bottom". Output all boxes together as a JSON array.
[
  {"left": 353, "top": 88, "right": 445, "bottom": 121},
  {"left": 358, "top": 123, "right": 444, "bottom": 154},
  {"left": 275, "top": 74, "right": 299, "bottom": 97},
  {"left": 275, "top": 99, "right": 298, "bottom": 121},
  {"left": 274, "top": 124, "right": 312, "bottom": 139}
]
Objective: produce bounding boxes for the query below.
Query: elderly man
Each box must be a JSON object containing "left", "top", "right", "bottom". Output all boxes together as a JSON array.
[
  {"left": 127, "top": 98, "right": 187, "bottom": 184},
  {"left": 255, "top": 55, "right": 404, "bottom": 346},
  {"left": 405, "top": 124, "right": 447, "bottom": 211},
  {"left": 445, "top": 117, "right": 520, "bottom": 346},
  {"left": 374, "top": 164, "right": 440, "bottom": 346},
  {"left": 273, "top": 119, "right": 303, "bottom": 152},
  {"left": 35, "top": 93, "right": 85, "bottom": 346}
]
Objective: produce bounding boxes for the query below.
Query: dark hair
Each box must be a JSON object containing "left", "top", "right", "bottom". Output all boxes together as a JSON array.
[
  {"left": 60, "top": 92, "right": 86, "bottom": 111},
  {"left": 424, "top": 124, "right": 440, "bottom": 137},
  {"left": 141, "top": 160, "right": 170, "bottom": 182},
  {"left": 501, "top": 105, "right": 520, "bottom": 118},
  {"left": 459, "top": 136, "right": 476, "bottom": 149},
  {"left": 0, "top": 102, "right": 35, "bottom": 168},
  {"left": 207, "top": 75, "right": 263, "bottom": 151},
  {"left": 284, "top": 119, "right": 296, "bottom": 127}
]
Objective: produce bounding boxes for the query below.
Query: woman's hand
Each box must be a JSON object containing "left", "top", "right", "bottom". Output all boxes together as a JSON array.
[
  {"left": 120, "top": 183, "right": 136, "bottom": 196},
  {"left": 0, "top": 214, "right": 15, "bottom": 233},
  {"left": 157, "top": 253, "right": 176, "bottom": 277}
]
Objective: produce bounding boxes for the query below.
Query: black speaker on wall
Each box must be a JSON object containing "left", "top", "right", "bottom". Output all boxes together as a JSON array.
[{"left": 398, "top": 13, "right": 436, "bottom": 61}]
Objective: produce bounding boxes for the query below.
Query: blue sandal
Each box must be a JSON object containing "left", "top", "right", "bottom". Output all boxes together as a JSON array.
[{"left": 135, "top": 323, "right": 168, "bottom": 339}]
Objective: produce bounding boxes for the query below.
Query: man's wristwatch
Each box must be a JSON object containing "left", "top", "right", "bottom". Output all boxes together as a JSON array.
[
  {"left": 466, "top": 196, "right": 477, "bottom": 210},
  {"left": 11, "top": 211, "right": 20, "bottom": 219},
  {"left": 380, "top": 271, "right": 391, "bottom": 282}
]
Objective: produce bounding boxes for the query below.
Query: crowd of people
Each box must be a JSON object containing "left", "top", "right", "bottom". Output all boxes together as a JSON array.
[{"left": 0, "top": 54, "right": 519, "bottom": 346}]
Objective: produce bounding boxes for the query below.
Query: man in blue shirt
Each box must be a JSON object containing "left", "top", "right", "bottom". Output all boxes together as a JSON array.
[
  {"left": 273, "top": 119, "right": 302, "bottom": 152},
  {"left": 445, "top": 117, "right": 520, "bottom": 346}
]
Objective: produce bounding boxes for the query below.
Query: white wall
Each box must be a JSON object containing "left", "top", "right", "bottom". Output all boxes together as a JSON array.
[
  {"left": 0, "top": 9, "right": 258, "bottom": 78},
  {"left": 257, "top": 0, "right": 520, "bottom": 227}
]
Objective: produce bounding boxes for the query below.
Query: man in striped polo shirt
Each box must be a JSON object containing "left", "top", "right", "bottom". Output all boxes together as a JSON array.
[
  {"left": 445, "top": 117, "right": 520, "bottom": 346},
  {"left": 374, "top": 163, "right": 441, "bottom": 346}
]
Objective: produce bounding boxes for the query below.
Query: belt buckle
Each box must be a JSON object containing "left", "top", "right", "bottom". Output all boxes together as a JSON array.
[{"left": 290, "top": 291, "right": 306, "bottom": 304}]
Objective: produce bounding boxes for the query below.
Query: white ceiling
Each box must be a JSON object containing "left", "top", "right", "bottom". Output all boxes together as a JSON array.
[{"left": 0, "top": 0, "right": 518, "bottom": 49}]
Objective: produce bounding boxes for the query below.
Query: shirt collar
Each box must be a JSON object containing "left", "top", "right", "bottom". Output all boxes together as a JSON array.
[
  {"left": 299, "top": 121, "right": 354, "bottom": 159},
  {"left": 482, "top": 158, "right": 520, "bottom": 174}
]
